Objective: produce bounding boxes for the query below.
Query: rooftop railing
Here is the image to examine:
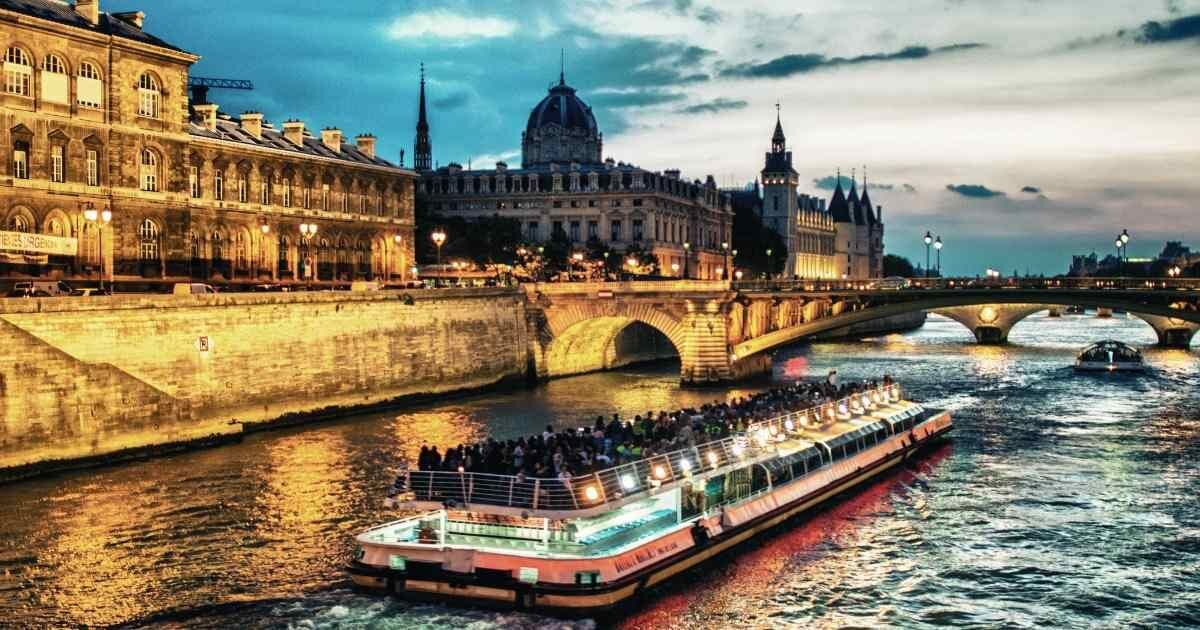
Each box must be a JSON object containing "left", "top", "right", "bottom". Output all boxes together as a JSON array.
[
  {"left": 398, "top": 384, "right": 903, "bottom": 514},
  {"left": 734, "top": 276, "right": 1200, "bottom": 293}
]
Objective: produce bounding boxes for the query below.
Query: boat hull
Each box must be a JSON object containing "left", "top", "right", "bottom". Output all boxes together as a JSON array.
[{"left": 346, "top": 412, "right": 953, "bottom": 617}]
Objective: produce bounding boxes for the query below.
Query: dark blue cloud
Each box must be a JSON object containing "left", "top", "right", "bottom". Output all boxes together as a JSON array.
[
  {"left": 433, "top": 92, "right": 471, "bottom": 111},
  {"left": 1121, "top": 13, "right": 1200, "bottom": 43},
  {"left": 946, "top": 184, "right": 1006, "bottom": 198},
  {"left": 721, "top": 43, "right": 984, "bottom": 79},
  {"left": 813, "top": 175, "right": 854, "bottom": 190},
  {"left": 677, "top": 97, "right": 747, "bottom": 114},
  {"left": 812, "top": 175, "right": 914, "bottom": 193},
  {"left": 1020, "top": 186, "right": 1041, "bottom": 194}
]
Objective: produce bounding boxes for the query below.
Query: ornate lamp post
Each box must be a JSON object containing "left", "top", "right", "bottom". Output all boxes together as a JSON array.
[
  {"left": 1115, "top": 236, "right": 1123, "bottom": 277},
  {"left": 765, "top": 247, "right": 773, "bottom": 279},
  {"left": 431, "top": 228, "right": 447, "bottom": 269},
  {"left": 393, "top": 234, "right": 404, "bottom": 282},
  {"left": 923, "top": 231, "right": 933, "bottom": 279},
  {"left": 682, "top": 242, "right": 690, "bottom": 279},
  {"left": 299, "top": 222, "right": 318, "bottom": 288},
  {"left": 1120, "top": 229, "right": 1130, "bottom": 264},
  {"left": 721, "top": 241, "right": 730, "bottom": 280},
  {"left": 259, "top": 222, "right": 270, "bottom": 279},
  {"left": 82, "top": 202, "right": 112, "bottom": 292},
  {"left": 933, "top": 235, "right": 943, "bottom": 277}
]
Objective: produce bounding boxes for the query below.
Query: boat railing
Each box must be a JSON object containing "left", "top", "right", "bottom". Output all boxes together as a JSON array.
[{"left": 399, "top": 384, "right": 903, "bottom": 513}]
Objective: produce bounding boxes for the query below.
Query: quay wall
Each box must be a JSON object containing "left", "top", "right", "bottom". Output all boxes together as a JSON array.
[
  {"left": 810, "top": 310, "right": 927, "bottom": 341},
  {"left": 0, "top": 289, "right": 529, "bottom": 477}
]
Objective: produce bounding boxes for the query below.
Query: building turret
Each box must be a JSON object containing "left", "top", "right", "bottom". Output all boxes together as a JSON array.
[{"left": 414, "top": 63, "right": 432, "bottom": 171}]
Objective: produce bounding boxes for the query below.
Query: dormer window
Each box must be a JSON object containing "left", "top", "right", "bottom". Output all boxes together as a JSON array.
[{"left": 137, "top": 73, "right": 160, "bottom": 118}]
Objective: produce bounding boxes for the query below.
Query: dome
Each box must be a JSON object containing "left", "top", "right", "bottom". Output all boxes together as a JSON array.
[
  {"left": 521, "top": 77, "right": 603, "bottom": 167},
  {"left": 525, "top": 82, "right": 598, "bottom": 137}
]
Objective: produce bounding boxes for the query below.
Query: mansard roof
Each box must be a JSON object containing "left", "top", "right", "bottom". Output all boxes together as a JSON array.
[
  {"left": 189, "top": 117, "right": 402, "bottom": 171},
  {"left": 0, "top": 0, "right": 191, "bottom": 54}
]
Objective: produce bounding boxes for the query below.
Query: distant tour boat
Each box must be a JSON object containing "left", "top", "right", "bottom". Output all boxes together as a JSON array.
[{"left": 1074, "top": 340, "right": 1144, "bottom": 372}]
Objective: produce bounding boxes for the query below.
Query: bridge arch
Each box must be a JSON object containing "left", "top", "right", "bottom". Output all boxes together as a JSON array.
[{"left": 536, "top": 301, "right": 687, "bottom": 379}]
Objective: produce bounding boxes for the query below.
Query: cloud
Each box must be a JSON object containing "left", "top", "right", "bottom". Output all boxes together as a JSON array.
[
  {"left": 588, "top": 88, "right": 687, "bottom": 108},
  {"left": 812, "top": 175, "right": 853, "bottom": 190},
  {"left": 720, "top": 43, "right": 985, "bottom": 79},
  {"left": 433, "top": 92, "right": 471, "bottom": 110},
  {"left": 1020, "top": 186, "right": 1041, "bottom": 194},
  {"left": 811, "top": 175, "right": 916, "bottom": 193},
  {"left": 677, "top": 97, "right": 747, "bottom": 114},
  {"left": 946, "top": 184, "right": 1006, "bottom": 198},
  {"left": 1121, "top": 13, "right": 1200, "bottom": 43},
  {"left": 386, "top": 11, "right": 517, "bottom": 41},
  {"left": 696, "top": 7, "right": 721, "bottom": 24}
]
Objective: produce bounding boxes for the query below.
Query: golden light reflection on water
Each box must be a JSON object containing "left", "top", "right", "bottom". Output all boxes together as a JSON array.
[{"left": 389, "top": 410, "right": 488, "bottom": 466}]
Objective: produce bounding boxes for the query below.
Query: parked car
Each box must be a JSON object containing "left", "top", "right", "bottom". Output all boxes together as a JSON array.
[
  {"left": 6, "top": 280, "right": 76, "bottom": 297},
  {"left": 74, "top": 287, "right": 112, "bottom": 297},
  {"left": 172, "top": 282, "right": 218, "bottom": 295}
]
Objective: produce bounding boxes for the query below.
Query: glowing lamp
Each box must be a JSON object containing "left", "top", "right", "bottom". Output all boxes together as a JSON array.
[
  {"left": 784, "top": 418, "right": 795, "bottom": 432},
  {"left": 707, "top": 451, "right": 719, "bottom": 467},
  {"left": 732, "top": 443, "right": 745, "bottom": 457},
  {"left": 653, "top": 465, "right": 667, "bottom": 480},
  {"left": 769, "top": 425, "right": 779, "bottom": 436},
  {"left": 679, "top": 458, "right": 692, "bottom": 472},
  {"left": 620, "top": 474, "right": 636, "bottom": 491},
  {"left": 584, "top": 485, "right": 599, "bottom": 502}
]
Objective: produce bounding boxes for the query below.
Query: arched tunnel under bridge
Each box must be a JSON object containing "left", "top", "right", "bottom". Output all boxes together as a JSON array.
[{"left": 542, "top": 317, "right": 680, "bottom": 378}]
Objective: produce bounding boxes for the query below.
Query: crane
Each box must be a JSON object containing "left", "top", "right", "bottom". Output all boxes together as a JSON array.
[{"left": 187, "top": 76, "right": 253, "bottom": 106}]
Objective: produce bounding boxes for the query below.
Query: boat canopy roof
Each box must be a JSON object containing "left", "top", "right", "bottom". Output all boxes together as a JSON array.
[
  {"left": 818, "top": 420, "right": 890, "bottom": 452},
  {"left": 1077, "top": 340, "right": 1142, "bottom": 362}
]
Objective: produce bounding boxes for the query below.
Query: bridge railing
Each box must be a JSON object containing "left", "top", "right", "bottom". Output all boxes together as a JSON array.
[
  {"left": 735, "top": 277, "right": 1200, "bottom": 293},
  {"left": 396, "top": 384, "right": 901, "bottom": 514}
]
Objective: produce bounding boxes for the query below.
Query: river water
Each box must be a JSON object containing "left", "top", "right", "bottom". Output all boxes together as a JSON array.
[{"left": 1, "top": 312, "right": 1198, "bottom": 629}]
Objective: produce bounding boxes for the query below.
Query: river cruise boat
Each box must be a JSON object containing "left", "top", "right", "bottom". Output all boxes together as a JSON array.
[
  {"left": 347, "top": 385, "right": 952, "bottom": 616},
  {"left": 1074, "top": 340, "right": 1145, "bottom": 372}
]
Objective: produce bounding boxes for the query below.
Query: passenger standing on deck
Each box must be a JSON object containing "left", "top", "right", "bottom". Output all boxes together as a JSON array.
[{"left": 827, "top": 369, "right": 838, "bottom": 388}]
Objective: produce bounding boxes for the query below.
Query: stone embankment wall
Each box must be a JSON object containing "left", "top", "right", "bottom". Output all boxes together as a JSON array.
[
  {"left": 0, "top": 289, "right": 528, "bottom": 478},
  {"left": 810, "top": 311, "right": 927, "bottom": 341}
]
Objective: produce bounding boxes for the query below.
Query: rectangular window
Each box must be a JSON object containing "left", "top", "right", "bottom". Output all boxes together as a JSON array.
[
  {"left": 189, "top": 166, "right": 200, "bottom": 198},
  {"left": 50, "top": 145, "right": 64, "bottom": 182},
  {"left": 4, "top": 66, "right": 30, "bottom": 96},
  {"left": 238, "top": 178, "right": 248, "bottom": 203},
  {"left": 86, "top": 149, "right": 98, "bottom": 186},
  {"left": 587, "top": 220, "right": 598, "bottom": 240},
  {"left": 610, "top": 220, "right": 621, "bottom": 242},
  {"left": 341, "top": 192, "right": 349, "bottom": 212},
  {"left": 138, "top": 89, "right": 158, "bottom": 118},
  {"left": 261, "top": 180, "right": 271, "bottom": 205},
  {"left": 214, "top": 172, "right": 224, "bottom": 200},
  {"left": 303, "top": 186, "right": 312, "bottom": 209},
  {"left": 633, "top": 198, "right": 643, "bottom": 207},
  {"left": 321, "top": 184, "right": 329, "bottom": 210},
  {"left": 569, "top": 220, "right": 580, "bottom": 242},
  {"left": 552, "top": 220, "right": 564, "bottom": 239},
  {"left": 527, "top": 221, "right": 539, "bottom": 241},
  {"left": 12, "top": 145, "right": 27, "bottom": 179},
  {"left": 632, "top": 219, "right": 643, "bottom": 241},
  {"left": 41, "top": 69, "right": 68, "bottom": 104},
  {"left": 552, "top": 201, "right": 562, "bottom": 209},
  {"left": 77, "top": 76, "right": 102, "bottom": 109},
  {"left": 282, "top": 180, "right": 292, "bottom": 207}
]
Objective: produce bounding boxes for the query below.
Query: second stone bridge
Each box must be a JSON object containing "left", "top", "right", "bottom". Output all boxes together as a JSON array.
[{"left": 523, "top": 280, "right": 1200, "bottom": 386}]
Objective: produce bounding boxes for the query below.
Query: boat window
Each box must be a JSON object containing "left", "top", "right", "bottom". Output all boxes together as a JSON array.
[
  {"left": 680, "top": 484, "right": 705, "bottom": 520},
  {"left": 575, "top": 571, "right": 601, "bottom": 585},
  {"left": 791, "top": 457, "right": 807, "bottom": 479},
  {"left": 807, "top": 454, "right": 823, "bottom": 472},
  {"left": 705, "top": 473, "right": 727, "bottom": 507},
  {"left": 751, "top": 465, "right": 770, "bottom": 493}
]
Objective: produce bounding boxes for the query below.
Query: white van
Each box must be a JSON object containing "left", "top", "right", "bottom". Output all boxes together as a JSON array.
[{"left": 172, "top": 282, "right": 218, "bottom": 295}]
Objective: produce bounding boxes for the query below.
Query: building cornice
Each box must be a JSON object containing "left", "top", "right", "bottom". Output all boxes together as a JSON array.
[
  {"left": 190, "top": 135, "right": 418, "bottom": 179},
  {"left": 0, "top": 9, "right": 199, "bottom": 65}
]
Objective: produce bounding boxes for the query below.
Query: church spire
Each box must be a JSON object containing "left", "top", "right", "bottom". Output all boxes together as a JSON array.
[
  {"left": 414, "top": 63, "right": 432, "bottom": 171},
  {"left": 559, "top": 48, "right": 565, "bottom": 86}
]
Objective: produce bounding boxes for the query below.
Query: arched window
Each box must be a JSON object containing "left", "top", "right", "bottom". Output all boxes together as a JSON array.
[
  {"left": 188, "top": 231, "right": 200, "bottom": 258},
  {"left": 9, "top": 214, "right": 30, "bottom": 233},
  {"left": 138, "top": 219, "right": 159, "bottom": 260},
  {"left": 4, "top": 47, "right": 31, "bottom": 96},
  {"left": 137, "top": 73, "right": 159, "bottom": 118},
  {"left": 277, "top": 235, "right": 290, "bottom": 267},
  {"left": 211, "top": 231, "right": 224, "bottom": 261},
  {"left": 234, "top": 229, "right": 249, "bottom": 270},
  {"left": 140, "top": 149, "right": 158, "bottom": 192},
  {"left": 41, "top": 54, "right": 68, "bottom": 104},
  {"left": 78, "top": 62, "right": 103, "bottom": 109},
  {"left": 45, "top": 216, "right": 67, "bottom": 237}
]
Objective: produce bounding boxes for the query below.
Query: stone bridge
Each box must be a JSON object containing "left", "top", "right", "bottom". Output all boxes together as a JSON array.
[{"left": 523, "top": 279, "right": 1200, "bottom": 386}]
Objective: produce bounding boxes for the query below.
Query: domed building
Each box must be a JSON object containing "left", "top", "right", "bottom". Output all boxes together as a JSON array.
[
  {"left": 414, "top": 68, "right": 733, "bottom": 280},
  {"left": 521, "top": 75, "right": 603, "bottom": 167}
]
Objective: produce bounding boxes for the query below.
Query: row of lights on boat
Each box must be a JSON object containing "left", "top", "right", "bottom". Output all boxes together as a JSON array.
[{"left": 580, "top": 387, "right": 900, "bottom": 504}]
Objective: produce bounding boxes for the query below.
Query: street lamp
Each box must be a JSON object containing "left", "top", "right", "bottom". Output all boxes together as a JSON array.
[
  {"left": 299, "top": 223, "right": 318, "bottom": 287},
  {"left": 923, "top": 231, "right": 933, "bottom": 278},
  {"left": 431, "top": 228, "right": 447, "bottom": 269},
  {"left": 671, "top": 262, "right": 680, "bottom": 276},
  {"left": 626, "top": 256, "right": 638, "bottom": 277},
  {"left": 735, "top": 269, "right": 744, "bottom": 281},
  {"left": 765, "top": 248, "right": 773, "bottom": 279},
  {"left": 933, "top": 236, "right": 943, "bottom": 277},
  {"left": 393, "top": 234, "right": 404, "bottom": 282},
  {"left": 1115, "top": 237, "right": 1123, "bottom": 276},
  {"left": 572, "top": 251, "right": 584, "bottom": 281},
  {"left": 82, "top": 203, "right": 112, "bottom": 292},
  {"left": 682, "top": 242, "right": 690, "bottom": 280},
  {"left": 721, "top": 241, "right": 730, "bottom": 280}
]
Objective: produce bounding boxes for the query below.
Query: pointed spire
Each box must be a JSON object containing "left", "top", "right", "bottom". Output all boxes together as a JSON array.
[
  {"left": 414, "top": 62, "right": 432, "bottom": 171},
  {"left": 559, "top": 48, "right": 565, "bottom": 86},
  {"left": 771, "top": 102, "right": 786, "bottom": 153}
]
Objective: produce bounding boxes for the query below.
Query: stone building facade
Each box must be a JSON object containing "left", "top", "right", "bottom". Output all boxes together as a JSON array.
[
  {"left": 0, "top": 1, "right": 415, "bottom": 286},
  {"left": 415, "top": 74, "right": 732, "bottom": 280},
  {"left": 828, "top": 172, "right": 884, "bottom": 279}
]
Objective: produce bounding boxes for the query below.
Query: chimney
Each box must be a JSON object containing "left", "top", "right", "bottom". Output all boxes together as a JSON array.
[
  {"left": 112, "top": 10, "right": 145, "bottom": 30},
  {"left": 194, "top": 103, "right": 218, "bottom": 132},
  {"left": 355, "top": 133, "right": 376, "bottom": 159},
  {"left": 321, "top": 127, "right": 343, "bottom": 153},
  {"left": 240, "top": 112, "right": 263, "bottom": 140},
  {"left": 74, "top": 0, "right": 100, "bottom": 25},
  {"left": 282, "top": 119, "right": 305, "bottom": 146}
]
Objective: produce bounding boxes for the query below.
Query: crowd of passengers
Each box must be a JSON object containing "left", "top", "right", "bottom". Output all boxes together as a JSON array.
[{"left": 413, "top": 373, "right": 895, "bottom": 480}]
